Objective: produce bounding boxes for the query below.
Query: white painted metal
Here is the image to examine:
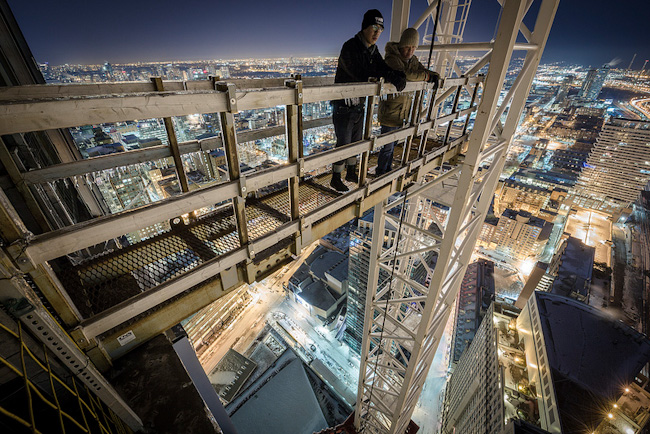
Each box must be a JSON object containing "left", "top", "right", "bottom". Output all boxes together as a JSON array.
[
  {"left": 390, "top": 0, "right": 411, "bottom": 42},
  {"left": 355, "top": 0, "right": 560, "bottom": 432},
  {"left": 412, "top": 0, "right": 440, "bottom": 31}
]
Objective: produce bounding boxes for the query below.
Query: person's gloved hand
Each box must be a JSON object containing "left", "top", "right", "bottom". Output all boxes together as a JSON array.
[
  {"left": 428, "top": 70, "right": 440, "bottom": 88},
  {"left": 389, "top": 71, "right": 407, "bottom": 92}
]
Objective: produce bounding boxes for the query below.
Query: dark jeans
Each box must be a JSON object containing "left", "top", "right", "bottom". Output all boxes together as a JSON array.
[
  {"left": 377, "top": 125, "right": 399, "bottom": 175},
  {"left": 332, "top": 102, "right": 364, "bottom": 173}
]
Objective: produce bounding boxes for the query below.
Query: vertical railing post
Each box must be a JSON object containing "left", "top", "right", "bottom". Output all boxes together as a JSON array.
[
  {"left": 444, "top": 82, "right": 463, "bottom": 149},
  {"left": 417, "top": 83, "right": 440, "bottom": 158},
  {"left": 360, "top": 78, "right": 382, "bottom": 186},
  {"left": 216, "top": 82, "right": 252, "bottom": 280},
  {"left": 461, "top": 79, "right": 481, "bottom": 140},
  {"left": 0, "top": 137, "right": 53, "bottom": 232},
  {"left": 285, "top": 77, "right": 303, "bottom": 254},
  {"left": 399, "top": 88, "right": 424, "bottom": 168},
  {"left": 151, "top": 77, "right": 190, "bottom": 193}
]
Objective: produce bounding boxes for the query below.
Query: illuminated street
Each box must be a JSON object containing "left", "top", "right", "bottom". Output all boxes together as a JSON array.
[
  {"left": 200, "top": 284, "right": 284, "bottom": 374},
  {"left": 631, "top": 97, "right": 650, "bottom": 119},
  {"left": 192, "top": 241, "right": 362, "bottom": 405},
  {"left": 271, "top": 300, "right": 360, "bottom": 405},
  {"left": 2, "top": 1, "right": 650, "bottom": 433},
  {"left": 411, "top": 314, "right": 454, "bottom": 433}
]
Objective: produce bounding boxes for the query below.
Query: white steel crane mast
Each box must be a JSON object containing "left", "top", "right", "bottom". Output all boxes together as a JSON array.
[{"left": 355, "top": 0, "right": 560, "bottom": 432}]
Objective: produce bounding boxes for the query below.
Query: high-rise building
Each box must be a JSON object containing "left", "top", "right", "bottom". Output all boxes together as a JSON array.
[
  {"left": 343, "top": 227, "right": 373, "bottom": 354},
  {"left": 633, "top": 187, "right": 650, "bottom": 276},
  {"left": 441, "top": 299, "right": 514, "bottom": 433},
  {"left": 343, "top": 213, "right": 395, "bottom": 353},
  {"left": 441, "top": 292, "right": 650, "bottom": 434},
  {"left": 493, "top": 209, "right": 552, "bottom": 260},
  {"left": 477, "top": 215, "right": 499, "bottom": 248},
  {"left": 554, "top": 74, "right": 574, "bottom": 104},
  {"left": 495, "top": 180, "right": 554, "bottom": 216},
  {"left": 578, "top": 66, "right": 609, "bottom": 101},
  {"left": 450, "top": 259, "right": 495, "bottom": 366},
  {"left": 573, "top": 118, "right": 650, "bottom": 214}
]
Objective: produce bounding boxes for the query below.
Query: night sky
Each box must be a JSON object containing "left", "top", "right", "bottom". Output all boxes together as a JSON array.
[{"left": 7, "top": 0, "right": 650, "bottom": 68}]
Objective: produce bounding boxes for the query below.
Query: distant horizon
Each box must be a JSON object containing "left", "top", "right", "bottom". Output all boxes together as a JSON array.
[
  {"left": 9, "top": 0, "right": 650, "bottom": 70},
  {"left": 37, "top": 57, "right": 645, "bottom": 71}
]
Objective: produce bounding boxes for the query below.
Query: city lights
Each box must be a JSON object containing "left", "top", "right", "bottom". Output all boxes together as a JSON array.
[{"left": 2, "top": 1, "right": 650, "bottom": 434}]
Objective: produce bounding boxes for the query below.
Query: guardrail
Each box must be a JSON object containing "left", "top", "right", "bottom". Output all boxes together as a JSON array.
[{"left": 2, "top": 73, "right": 483, "bottom": 357}]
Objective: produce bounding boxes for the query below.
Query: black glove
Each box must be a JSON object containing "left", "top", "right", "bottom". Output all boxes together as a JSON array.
[
  {"left": 388, "top": 70, "right": 407, "bottom": 92},
  {"left": 428, "top": 70, "right": 440, "bottom": 88}
]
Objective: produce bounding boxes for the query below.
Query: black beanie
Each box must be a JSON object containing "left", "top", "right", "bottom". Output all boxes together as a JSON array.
[{"left": 362, "top": 9, "right": 384, "bottom": 30}]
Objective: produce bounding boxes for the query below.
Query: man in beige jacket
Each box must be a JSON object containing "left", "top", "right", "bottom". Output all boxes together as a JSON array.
[{"left": 376, "top": 28, "right": 439, "bottom": 175}]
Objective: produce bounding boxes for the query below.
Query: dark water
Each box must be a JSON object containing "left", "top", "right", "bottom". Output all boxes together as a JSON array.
[
  {"left": 599, "top": 86, "right": 649, "bottom": 101},
  {"left": 568, "top": 86, "right": 648, "bottom": 102}
]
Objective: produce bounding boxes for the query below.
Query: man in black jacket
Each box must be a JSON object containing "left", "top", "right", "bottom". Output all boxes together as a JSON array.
[{"left": 330, "top": 9, "right": 407, "bottom": 192}]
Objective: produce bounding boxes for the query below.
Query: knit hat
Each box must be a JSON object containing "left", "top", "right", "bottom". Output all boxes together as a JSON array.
[
  {"left": 362, "top": 9, "right": 384, "bottom": 30},
  {"left": 399, "top": 28, "right": 420, "bottom": 47}
]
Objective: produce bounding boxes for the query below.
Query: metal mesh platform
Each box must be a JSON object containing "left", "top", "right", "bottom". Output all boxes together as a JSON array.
[{"left": 53, "top": 177, "right": 341, "bottom": 319}]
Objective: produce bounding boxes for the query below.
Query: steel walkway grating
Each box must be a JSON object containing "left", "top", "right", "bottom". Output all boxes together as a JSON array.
[{"left": 52, "top": 178, "right": 342, "bottom": 319}]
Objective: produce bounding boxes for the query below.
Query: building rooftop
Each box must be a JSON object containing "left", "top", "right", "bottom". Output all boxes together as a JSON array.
[
  {"left": 503, "top": 179, "right": 550, "bottom": 193},
  {"left": 307, "top": 246, "right": 347, "bottom": 281},
  {"left": 502, "top": 209, "right": 550, "bottom": 233},
  {"left": 550, "top": 237, "right": 594, "bottom": 298},
  {"left": 122, "top": 134, "right": 139, "bottom": 144},
  {"left": 139, "top": 137, "right": 162, "bottom": 145},
  {"left": 288, "top": 263, "right": 311, "bottom": 288},
  {"left": 229, "top": 354, "right": 328, "bottom": 434},
  {"left": 535, "top": 292, "right": 650, "bottom": 433},
  {"left": 210, "top": 349, "right": 257, "bottom": 403},
  {"left": 327, "top": 257, "right": 349, "bottom": 283},
  {"left": 511, "top": 169, "right": 577, "bottom": 186},
  {"left": 298, "top": 280, "right": 338, "bottom": 312},
  {"left": 360, "top": 209, "right": 398, "bottom": 231}
]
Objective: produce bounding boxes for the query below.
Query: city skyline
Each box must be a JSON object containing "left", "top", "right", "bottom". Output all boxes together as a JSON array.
[
  {"left": 8, "top": 0, "right": 650, "bottom": 67},
  {"left": 2, "top": 1, "right": 650, "bottom": 433}
]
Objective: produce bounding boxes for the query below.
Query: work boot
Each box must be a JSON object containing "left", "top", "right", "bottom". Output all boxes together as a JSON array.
[
  {"left": 330, "top": 172, "right": 349, "bottom": 192},
  {"left": 345, "top": 165, "right": 359, "bottom": 183}
]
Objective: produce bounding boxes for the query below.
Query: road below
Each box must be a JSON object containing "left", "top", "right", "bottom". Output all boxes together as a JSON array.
[
  {"left": 412, "top": 312, "right": 454, "bottom": 432},
  {"left": 201, "top": 284, "right": 284, "bottom": 373}
]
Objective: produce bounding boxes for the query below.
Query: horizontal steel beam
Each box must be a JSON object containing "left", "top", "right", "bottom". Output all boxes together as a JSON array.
[
  {"left": 22, "top": 181, "right": 238, "bottom": 264},
  {"left": 0, "top": 75, "right": 482, "bottom": 137},
  {"left": 0, "top": 74, "right": 475, "bottom": 105},
  {"left": 0, "top": 76, "right": 336, "bottom": 101},
  {"left": 417, "top": 41, "right": 538, "bottom": 52},
  {"left": 0, "top": 81, "right": 428, "bottom": 135},
  {"left": 435, "top": 106, "right": 477, "bottom": 126},
  {"left": 80, "top": 218, "right": 300, "bottom": 339},
  {"left": 79, "top": 247, "right": 248, "bottom": 339},
  {"left": 20, "top": 124, "right": 466, "bottom": 265},
  {"left": 0, "top": 92, "right": 230, "bottom": 136},
  {"left": 22, "top": 117, "right": 332, "bottom": 185}
]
